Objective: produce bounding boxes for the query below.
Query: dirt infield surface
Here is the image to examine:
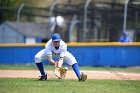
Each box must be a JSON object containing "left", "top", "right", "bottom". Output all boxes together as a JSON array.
[{"left": 0, "top": 70, "right": 140, "bottom": 80}]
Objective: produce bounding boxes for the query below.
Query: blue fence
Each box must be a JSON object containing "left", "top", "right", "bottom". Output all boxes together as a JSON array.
[{"left": 0, "top": 43, "right": 140, "bottom": 66}]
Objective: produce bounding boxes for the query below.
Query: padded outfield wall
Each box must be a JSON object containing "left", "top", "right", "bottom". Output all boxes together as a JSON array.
[{"left": 0, "top": 42, "right": 140, "bottom": 67}]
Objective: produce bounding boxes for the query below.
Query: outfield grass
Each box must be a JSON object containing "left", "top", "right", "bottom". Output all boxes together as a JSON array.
[
  {"left": 0, "top": 78, "right": 139, "bottom": 93},
  {"left": 0, "top": 64, "right": 140, "bottom": 73}
]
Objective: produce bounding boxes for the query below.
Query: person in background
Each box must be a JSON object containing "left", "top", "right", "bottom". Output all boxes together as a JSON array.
[{"left": 119, "top": 31, "right": 132, "bottom": 42}]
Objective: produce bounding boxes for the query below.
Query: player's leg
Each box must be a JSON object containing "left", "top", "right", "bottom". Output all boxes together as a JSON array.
[
  {"left": 72, "top": 63, "right": 81, "bottom": 80},
  {"left": 34, "top": 49, "right": 48, "bottom": 80},
  {"left": 64, "top": 52, "right": 80, "bottom": 78},
  {"left": 64, "top": 51, "right": 87, "bottom": 82}
]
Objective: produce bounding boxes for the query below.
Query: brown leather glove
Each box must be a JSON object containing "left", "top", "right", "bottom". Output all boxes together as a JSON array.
[{"left": 53, "top": 67, "right": 68, "bottom": 79}]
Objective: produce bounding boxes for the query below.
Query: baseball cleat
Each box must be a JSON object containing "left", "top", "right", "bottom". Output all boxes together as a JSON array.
[
  {"left": 79, "top": 72, "right": 87, "bottom": 82},
  {"left": 39, "top": 74, "right": 47, "bottom": 81}
]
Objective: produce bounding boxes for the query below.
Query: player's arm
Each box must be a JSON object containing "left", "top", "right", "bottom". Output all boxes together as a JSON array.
[
  {"left": 47, "top": 56, "right": 56, "bottom": 65},
  {"left": 54, "top": 50, "right": 67, "bottom": 78},
  {"left": 56, "top": 45, "right": 67, "bottom": 67},
  {"left": 53, "top": 44, "right": 68, "bottom": 78},
  {"left": 55, "top": 57, "right": 64, "bottom": 67},
  {"left": 45, "top": 43, "right": 56, "bottom": 66}
]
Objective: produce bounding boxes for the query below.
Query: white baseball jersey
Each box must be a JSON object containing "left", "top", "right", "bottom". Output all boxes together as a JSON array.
[
  {"left": 45, "top": 39, "right": 67, "bottom": 58},
  {"left": 35, "top": 39, "right": 77, "bottom": 65}
]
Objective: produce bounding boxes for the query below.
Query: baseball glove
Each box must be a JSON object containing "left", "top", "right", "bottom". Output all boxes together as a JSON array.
[{"left": 53, "top": 67, "right": 68, "bottom": 79}]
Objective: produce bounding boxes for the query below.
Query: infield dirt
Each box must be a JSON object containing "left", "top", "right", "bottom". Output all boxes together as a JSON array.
[{"left": 0, "top": 70, "right": 140, "bottom": 80}]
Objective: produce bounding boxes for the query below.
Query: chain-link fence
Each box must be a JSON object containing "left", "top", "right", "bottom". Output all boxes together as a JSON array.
[{"left": 0, "top": 0, "right": 140, "bottom": 43}]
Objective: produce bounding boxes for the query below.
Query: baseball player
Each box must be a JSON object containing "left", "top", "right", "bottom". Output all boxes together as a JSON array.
[
  {"left": 119, "top": 31, "right": 132, "bottom": 42},
  {"left": 34, "top": 33, "right": 87, "bottom": 82}
]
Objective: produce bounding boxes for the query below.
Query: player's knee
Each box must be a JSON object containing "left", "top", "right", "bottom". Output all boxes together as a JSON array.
[{"left": 34, "top": 55, "right": 41, "bottom": 63}]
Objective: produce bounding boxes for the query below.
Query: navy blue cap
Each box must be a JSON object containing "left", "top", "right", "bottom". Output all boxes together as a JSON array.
[
  {"left": 123, "top": 31, "right": 128, "bottom": 36},
  {"left": 52, "top": 33, "right": 61, "bottom": 41}
]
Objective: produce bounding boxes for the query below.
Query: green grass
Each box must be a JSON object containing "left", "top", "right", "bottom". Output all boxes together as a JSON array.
[
  {"left": 0, "top": 78, "right": 139, "bottom": 93},
  {"left": 0, "top": 64, "right": 140, "bottom": 73},
  {"left": 80, "top": 66, "right": 140, "bottom": 73}
]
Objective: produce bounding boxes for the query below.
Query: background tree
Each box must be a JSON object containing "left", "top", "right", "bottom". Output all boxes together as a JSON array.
[{"left": 0, "top": 0, "right": 22, "bottom": 23}]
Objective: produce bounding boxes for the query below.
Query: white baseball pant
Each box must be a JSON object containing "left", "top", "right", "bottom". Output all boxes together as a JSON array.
[{"left": 34, "top": 49, "right": 77, "bottom": 66}]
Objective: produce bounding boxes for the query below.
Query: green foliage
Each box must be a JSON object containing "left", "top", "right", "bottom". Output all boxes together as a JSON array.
[
  {"left": 0, "top": 0, "right": 40, "bottom": 23},
  {"left": 0, "top": 0, "right": 20, "bottom": 23},
  {"left": 0, "top": 0, "right": 20, "bottom": 7},
  {"left": 0, "top": 78, "right": 139, "bottom": 93}
]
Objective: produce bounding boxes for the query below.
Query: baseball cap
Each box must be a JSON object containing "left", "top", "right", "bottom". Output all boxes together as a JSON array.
[
  {"left": 52, "top": 33, "right": 61, "bottom": 41},
  {"left": 123, "top": 31, "right": 128, "bottom": 36}
]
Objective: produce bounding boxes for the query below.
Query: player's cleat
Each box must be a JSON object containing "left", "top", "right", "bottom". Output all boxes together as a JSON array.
[
  {"left": 39, "top": 74, "right": 47, "bottom": 81},
  {"left": 79, "top": 72, "right": 87, "bottom": 82}
]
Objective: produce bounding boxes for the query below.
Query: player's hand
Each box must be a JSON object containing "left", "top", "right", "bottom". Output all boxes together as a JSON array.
[{"left": 55, "top": 61, "right": 58, "bottom": 67}]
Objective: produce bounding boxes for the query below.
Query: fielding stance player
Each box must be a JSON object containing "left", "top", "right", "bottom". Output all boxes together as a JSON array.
[{"left": 34, "top": 33, "right": 87, "bottom": 82}]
